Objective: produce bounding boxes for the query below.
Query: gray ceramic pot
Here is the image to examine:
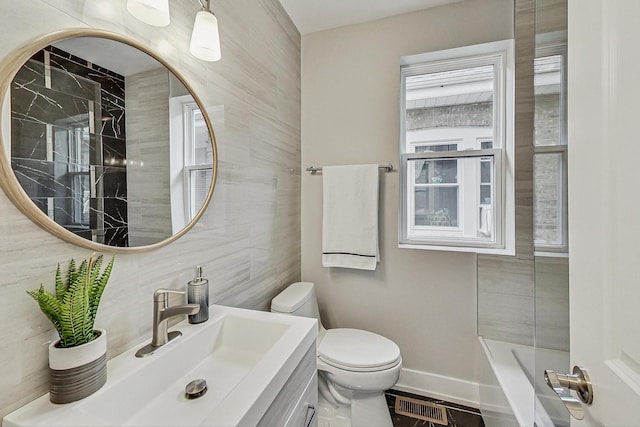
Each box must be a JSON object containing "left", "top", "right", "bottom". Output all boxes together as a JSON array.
[{"left": 48, "top": 329, "right": 107, "bottom": 404}]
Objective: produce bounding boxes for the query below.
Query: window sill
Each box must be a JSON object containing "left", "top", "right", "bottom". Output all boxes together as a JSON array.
[
  {"left": 398, "top": 243, "right": 515, "bottom": 256},
  {"left": 533, "top": 250, "right": 569, "bottom": 258}
]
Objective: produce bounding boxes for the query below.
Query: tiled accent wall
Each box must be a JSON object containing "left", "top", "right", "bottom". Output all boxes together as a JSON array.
[
  {"left": 534, "top": 256, "right": 569, "bottom": 351},
  {"left": 125, "top": 68, "right": 172, "bottom": 247},
  {"left": 0, "top": 0, "right": 300, "bottom": 419}
]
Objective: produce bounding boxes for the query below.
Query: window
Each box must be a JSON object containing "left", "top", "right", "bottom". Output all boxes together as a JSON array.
[
  {"left": 534, "top": 43, "right": 567, "bottom": 253},
  {"left": 400, "top": 40, "right": 514, "bottom": 254},
  {"left": 183, "top": 105, "right": 213, "bottom": 219},
  {"left": 169, "top": 96, "right": 214, "bottom": 233},
  {"left": 67, "top": 124, "right": 90, "bottom": 226},
  {"left": 54, "top": 116, "right": 91, "bottom": 228}
]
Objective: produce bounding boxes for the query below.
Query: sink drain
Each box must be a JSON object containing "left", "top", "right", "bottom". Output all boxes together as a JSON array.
[{"left": 185, "top": 379, "right": 208, "bottom": 399}]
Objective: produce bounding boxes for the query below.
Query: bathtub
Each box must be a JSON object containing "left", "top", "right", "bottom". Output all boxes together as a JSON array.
[{"left": 479, "top": 338, "right": 570, "bottom": 427}]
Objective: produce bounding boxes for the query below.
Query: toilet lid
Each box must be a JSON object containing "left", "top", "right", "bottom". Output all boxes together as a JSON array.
[{"left": 318, "top": 329, "right": 401, "bottom": 372}]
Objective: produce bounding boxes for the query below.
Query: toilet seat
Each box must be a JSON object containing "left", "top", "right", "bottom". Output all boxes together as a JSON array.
[{"left": 318, "top": 328, "right": 401, "bottom": 372}]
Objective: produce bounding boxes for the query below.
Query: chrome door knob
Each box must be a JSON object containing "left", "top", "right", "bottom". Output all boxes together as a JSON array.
[{"left": 544, "top": 365, "right": 593, "bottom": 420}]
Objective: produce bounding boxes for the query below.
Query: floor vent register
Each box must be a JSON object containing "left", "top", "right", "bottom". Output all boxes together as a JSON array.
[{"left": 394, "top": 395, "right": 448, "bottom": 425}]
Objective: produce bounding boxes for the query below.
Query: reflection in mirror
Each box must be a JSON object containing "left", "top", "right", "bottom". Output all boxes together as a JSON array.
[{"left": 8, "top": 36, "right": 215, "bottom": 248}]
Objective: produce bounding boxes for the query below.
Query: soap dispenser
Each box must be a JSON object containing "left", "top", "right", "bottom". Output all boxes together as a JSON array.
[{"left": 187, "top": 266, "right": 209, "bottom": 324}]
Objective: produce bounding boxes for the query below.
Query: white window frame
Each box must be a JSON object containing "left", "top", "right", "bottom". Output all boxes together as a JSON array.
[
  {"left": 399, "top": 40, "right": 515, "bottom": 255},
  {"left": 169, "top": 95, "right": 213, "bottom": 233},
  {"left": 182, "top": 103, "right": 213, "bottom": 220}
]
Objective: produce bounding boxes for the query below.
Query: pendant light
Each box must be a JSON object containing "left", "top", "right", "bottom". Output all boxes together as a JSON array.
[
  {"left": 126, "top": 0, "right": 170, "bottom": 27},
  {"left": 189, "top": 0, "right": 222, "bottom": 62}
]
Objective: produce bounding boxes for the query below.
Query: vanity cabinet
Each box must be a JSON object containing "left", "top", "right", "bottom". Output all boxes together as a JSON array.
[{"left": 257, "top": 344, "right": 318, "bottom": 427}]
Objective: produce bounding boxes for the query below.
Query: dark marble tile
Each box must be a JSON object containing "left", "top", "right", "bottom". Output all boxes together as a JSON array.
[
  {"left": 47, "top": 51, "right": 126, "bottom": 115},
  {"left": 11, "top": 79, "right": 96, "bottom": 129},
  {"left": 10, "top": 118, "right": 47, "bottom": 160},
  {"left": 102, "top": 170, "right": 127, "bottom": 199},
  {"left": 12, "top": 60, "right": 126, "bottom": 140},
  {"left": 47, "top": 46, "right": 125, "bottom": 97},
  {"left": 11, "top": 158, "right": 59, "bottom": 198},
  {"left": 102, "top": 197, "right": 128, "bottom": 229},
  {"left": 49, "top": 62, "right": 102, "bottom": 105},
  {"left": 100, "top": 104, "right": 126, "bottom": 139},
  {"left": 386, "top": 390, "right": 484, "bottom": 427},
  {"left": 52, "top": 197, "right": 88, "bottom": 228},
  {"left": 104, "top": 226, "right": 128, "bottom": 247},
  {"left": 12, "top": 155, "right": 89, "bottom": 181},
  {"left": 29, "top": 50, "right": 45, "bottom": 64},
  {"left": 100, "top": 86, "right": 125, "bottom": 110},
  {"left": 47, "top": 45, "right": 125, "bottom": 82},
  {"left": 13, "top": 59, "right": 45, "bottom": 86},
  {"left": 102, "top": 135, "right": 127, "bottom": 165}
]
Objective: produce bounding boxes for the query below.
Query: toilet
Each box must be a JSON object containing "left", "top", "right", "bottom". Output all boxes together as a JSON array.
[{"left": 271, "top": 282, "right": 402, "bottom": 427}]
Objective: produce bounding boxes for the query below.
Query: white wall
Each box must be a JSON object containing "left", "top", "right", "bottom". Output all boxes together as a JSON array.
[
  {"left": 301, "top": 0, "right": 513, "bottom": 404},
  {"left": 0, "top": 0, "right": 300, "bottom": 419}
]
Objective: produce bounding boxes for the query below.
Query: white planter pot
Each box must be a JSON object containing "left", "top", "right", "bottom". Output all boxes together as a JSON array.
[{"left": 48, "top": 329, "right": 107, "bottom": 404}]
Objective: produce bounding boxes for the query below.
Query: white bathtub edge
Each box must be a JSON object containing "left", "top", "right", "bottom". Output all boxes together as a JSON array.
[{"left": 479, "top": 337, "right": 558, "bottom": 427}]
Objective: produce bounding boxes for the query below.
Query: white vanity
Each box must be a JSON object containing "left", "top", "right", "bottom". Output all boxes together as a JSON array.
[{"left": 2, "top": 305, "right": 318, "bottom": 427}]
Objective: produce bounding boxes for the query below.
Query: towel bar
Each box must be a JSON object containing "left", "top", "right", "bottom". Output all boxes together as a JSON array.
[{"left": 306, "top": 164, "right": 393, "bottom": 175}]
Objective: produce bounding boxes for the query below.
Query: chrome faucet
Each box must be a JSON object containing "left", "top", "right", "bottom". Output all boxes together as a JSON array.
[{"left": 135, "top": 289, "right": 200, "bottom": 358}]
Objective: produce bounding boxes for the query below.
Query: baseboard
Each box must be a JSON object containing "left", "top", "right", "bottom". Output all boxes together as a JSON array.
[{"left": 393, "top": 368, "right": 480, "bottom": 409}]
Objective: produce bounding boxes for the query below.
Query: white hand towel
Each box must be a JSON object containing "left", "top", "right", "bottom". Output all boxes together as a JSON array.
[{"left": 322, "top": 164, "right": 380, "bottom": 270}]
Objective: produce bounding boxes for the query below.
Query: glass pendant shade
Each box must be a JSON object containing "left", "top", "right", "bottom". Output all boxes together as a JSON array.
[
  {"left": 126, "top": 0, "right": 170, "bottom": 27},
  {"left": 189, "top": 10, "right": 222, "bottom": 62}
]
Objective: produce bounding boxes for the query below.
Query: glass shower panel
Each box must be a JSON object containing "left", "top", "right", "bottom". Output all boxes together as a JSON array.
[{"left": 534, "top": 0, "right": 570, "bottom": 425}]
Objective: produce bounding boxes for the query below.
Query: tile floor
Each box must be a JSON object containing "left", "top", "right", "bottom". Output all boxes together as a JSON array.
[{"left": 386, "top": 390, "right": 485, "bottom": 427}]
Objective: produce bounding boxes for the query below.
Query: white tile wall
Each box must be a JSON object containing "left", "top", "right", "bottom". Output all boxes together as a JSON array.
[{"left": 0, "top": 0, "right": 300, "bottom": 418}]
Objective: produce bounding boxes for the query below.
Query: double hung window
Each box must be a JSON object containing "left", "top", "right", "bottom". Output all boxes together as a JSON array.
[
  {"left": 400, "top": 40, "right": 514, "bottom": 254},
  {"left": 67, "top": 125, "right": 90, "bottom": 227},
  {"left": 183, "top": 103, "right": 213, "bottom": 219},
  {"left": 169, "top": 96, "right": 214, "bottom": 232}
]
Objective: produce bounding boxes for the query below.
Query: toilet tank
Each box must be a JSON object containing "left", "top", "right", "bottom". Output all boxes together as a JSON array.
[{"left": 271, "top": 282, "right": 321, "bottom": 322}]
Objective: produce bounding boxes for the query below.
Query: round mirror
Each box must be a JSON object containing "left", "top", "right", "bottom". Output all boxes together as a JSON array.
[{"left": 0, "top": 29, "right": 217, "bottom": 252}]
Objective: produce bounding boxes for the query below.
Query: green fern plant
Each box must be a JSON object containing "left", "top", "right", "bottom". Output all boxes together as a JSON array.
[{"left": 27, "top": 253, "right": 115, "bottom": 348}]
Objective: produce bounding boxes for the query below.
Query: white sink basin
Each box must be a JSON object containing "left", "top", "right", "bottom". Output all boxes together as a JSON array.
[{"left": 3, "top": 305, "right": 317, "bottom": 427}]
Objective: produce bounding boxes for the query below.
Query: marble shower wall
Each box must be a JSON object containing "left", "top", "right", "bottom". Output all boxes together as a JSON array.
[
  {"left": 11, "top": 45, "right": 130, "bottom": 246},
  {"left": 0, "top": 0, "right": 301, "bottom": 419}
]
